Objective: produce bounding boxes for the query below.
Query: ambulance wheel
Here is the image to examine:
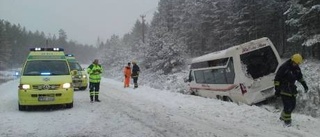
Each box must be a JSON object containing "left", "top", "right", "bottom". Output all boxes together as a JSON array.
[
  {"left": 66, "top": 102, "right": 73, "bottom": 108},
  {"left": 79, "top": 86, "right": 87, "bottom": 90},
  {"left": 223, "top": 96, "right": 233, "bottom": 102},
  {"left": 18, "top": 103, "right": 26, "bottom": 111}
]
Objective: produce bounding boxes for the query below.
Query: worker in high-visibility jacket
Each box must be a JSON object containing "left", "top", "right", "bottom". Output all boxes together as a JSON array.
[
  {"left": 87, "top": 59, "right": 103, "bottom": 103},
  {"left": 123, "top": 62, "right": 132, "bottom": 88}
]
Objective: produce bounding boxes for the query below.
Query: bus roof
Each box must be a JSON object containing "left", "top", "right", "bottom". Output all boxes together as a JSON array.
[{"left": 191, "top": 37, "right": 272, "bottom": 63}]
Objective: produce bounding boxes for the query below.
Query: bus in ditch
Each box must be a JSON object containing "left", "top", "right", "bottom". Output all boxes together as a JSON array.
[{"left": 185, "top": 37, "right": 281, "bottom": 105}]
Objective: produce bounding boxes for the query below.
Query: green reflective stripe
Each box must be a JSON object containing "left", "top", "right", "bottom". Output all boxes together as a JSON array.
[
  {"left": 274, "top": 81, "right": 280, "bottom": 86},
  {"left": 280, "top": 92, "right": 296, "bottom": 97},
  {"left": 89, "top": 77, "right": 101, "bottom": 80},
  {"left": 281, "top": 112, "right": 291, "bottom": 120},
  {"left": 94, "top": 92, "right": 99, "bottom": 95},
  {"left": 281, "top": 112, "right": 291, "bottom": 117},
  {"left": 90, "top": 92, "right": 94, "bottom": 95}
]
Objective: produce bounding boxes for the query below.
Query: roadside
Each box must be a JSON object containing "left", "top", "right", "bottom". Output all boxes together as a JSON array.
[{"left": 0, "top": 69, "right": 20, "bottom": 85}]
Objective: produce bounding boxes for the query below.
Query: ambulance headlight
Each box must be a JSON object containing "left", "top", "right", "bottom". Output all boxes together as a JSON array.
[
  {"left": 22, "top": 84, "right": 30, "bottom": 90},
  {"left": 82, "top": 74, "right": 87, "bottom": 78},
  {"left": 62, "top": 83, "right": 71, "bottom": 89}
]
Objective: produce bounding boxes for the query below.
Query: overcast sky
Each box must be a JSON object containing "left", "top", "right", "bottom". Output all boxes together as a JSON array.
[{"left": 0, "top": 0, "right": 159, "bottom": 46}]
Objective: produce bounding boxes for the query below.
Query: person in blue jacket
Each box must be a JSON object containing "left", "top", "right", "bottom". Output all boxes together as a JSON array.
[
  {"left": 131, "top": 61, "right": 140, "bottom": 89},
  {"left": 274, "top": 53, "right": 308, "bottom": 126}
]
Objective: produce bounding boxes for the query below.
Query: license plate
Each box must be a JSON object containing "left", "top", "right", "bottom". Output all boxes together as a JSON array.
[{"left": 38, "top": 96, "right": 55, "bottom": 101}]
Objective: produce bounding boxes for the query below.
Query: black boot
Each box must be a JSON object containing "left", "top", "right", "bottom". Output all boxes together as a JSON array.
[
  {"left": 95, "top": 96, "right": 100, "bottom": 102},
  {"left": 284, "top": 120, "right": 291, "bottom": 126},
  {"left": 90, "top": 96, "right": 94, "bottom": 103}
]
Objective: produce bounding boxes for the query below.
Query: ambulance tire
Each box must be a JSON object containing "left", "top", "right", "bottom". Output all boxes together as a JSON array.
[
  {"left": 66, "top": 102, "right": 73, "bottom": 108},
  {"left": 18, "top": 103, "right": 26, "bottom": 111},
  {"left": 79, "top": 86, "right": 87, "bottom": 91}
]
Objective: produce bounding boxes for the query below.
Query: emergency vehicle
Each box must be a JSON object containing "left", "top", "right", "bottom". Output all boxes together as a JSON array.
[
  {"left": 185, "top": 37, "right": 281, "bottom": 105},
  {"left": 18, "top": 48, "right": 74, "bottom": 110},
  {"left": 65, "top": 54, "right": 88, "bottom": 90}
]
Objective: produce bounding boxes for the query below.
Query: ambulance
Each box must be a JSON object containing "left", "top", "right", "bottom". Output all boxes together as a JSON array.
[
  {"left": 65, "top": 54, "right": 88, "bottom": 90},
  {"left": 185, "top": 37, "right": 281, "bottom": 105},
  {"left": 18, "top": 48, "right": 74, "bottom": 110}
]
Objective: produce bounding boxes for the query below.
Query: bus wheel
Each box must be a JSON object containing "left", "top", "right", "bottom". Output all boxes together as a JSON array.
[
  {"left": 223, "top": 96, "right": 233, "bottom": 102},
  {"left": 79, "top": 86, "right": 87, "bottom": 90},
  {"left": 190, "top": 89, "right": 198, "bottom": 96},
  {"left": 190, "top": 91, "right": 195, "bottom": 95}
]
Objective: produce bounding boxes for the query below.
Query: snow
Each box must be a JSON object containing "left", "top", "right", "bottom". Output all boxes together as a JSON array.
[
  {"left": 1, "top": 76, "right": 320, "bottom": 137},
  {"left": 302, "top": 34, "right": 320, "bottom": 47},
  {"left": 312, "top": 5, "right": 320, "bottom": 11}
]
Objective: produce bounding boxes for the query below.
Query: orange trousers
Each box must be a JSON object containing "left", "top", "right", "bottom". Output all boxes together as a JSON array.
[{"left": 124, "top": 76, "right": 130, "bottom": 87}]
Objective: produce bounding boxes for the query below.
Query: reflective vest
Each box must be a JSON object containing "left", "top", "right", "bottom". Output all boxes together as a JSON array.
[{"left": 87, "top": 64, "right": 103, "bottom": 83}]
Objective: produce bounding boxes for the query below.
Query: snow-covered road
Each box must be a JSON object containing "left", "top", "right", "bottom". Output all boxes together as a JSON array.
[{"left": 1, "top": 78, "right": 319, "bottom": 137}]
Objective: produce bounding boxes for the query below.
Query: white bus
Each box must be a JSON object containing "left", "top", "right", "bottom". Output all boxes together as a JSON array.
[{"left": 185, "top": 37, "right": 281, "bottom": 105}]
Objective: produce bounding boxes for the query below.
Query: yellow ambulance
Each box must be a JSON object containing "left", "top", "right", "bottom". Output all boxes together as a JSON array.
[
  {"left": 65, "top": 54, "right": 88, "bottom": 90},
  {"left": 18, "top": 48, "right": 74, "bottom": 111}
]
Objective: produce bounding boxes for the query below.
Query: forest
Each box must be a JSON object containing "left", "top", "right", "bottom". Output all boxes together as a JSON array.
[
  {"left": 96, "top": 0, "right": 319, "bottom": 79},
  {"left": 0, "top": 21, "right": 98, "bottom": 70}
]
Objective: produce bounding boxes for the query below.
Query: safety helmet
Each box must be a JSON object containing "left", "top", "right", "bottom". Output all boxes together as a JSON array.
[
  {"left": 291, "top": 54, "right": 303, "bottom": 64},
  {"left": 132, "top": 61, "right": 137, "bottom": 64}
]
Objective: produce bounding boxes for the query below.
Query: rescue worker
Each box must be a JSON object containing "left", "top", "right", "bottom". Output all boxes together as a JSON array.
[
  {"left": 131, "top": 61, "right": 140, "bottom": 89},
  {"left": 123, "top": 62, "right": 132, "bottom": 88},
  {"left": 274, "top": 53, "right": 308, "bottom": 126},
  {"left": 87, "top": 59, "right": 103, "bottom": 102}
]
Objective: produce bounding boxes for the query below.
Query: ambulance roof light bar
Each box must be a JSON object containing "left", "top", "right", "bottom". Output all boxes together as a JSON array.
[{"left": 30, "top": 48, "right": 64, "bottom": 51}]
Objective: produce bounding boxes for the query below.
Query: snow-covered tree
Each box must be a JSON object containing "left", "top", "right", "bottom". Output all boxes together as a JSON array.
[{"left": 285, "top": 0, "right": 320, "bottom": 59}]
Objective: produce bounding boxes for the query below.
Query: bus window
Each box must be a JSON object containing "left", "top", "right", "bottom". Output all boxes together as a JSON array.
[
  {"left": 191, "top": 58, "right": 229, "bottom": 69},
  {"left": 193, "top": 57, "right": 235, "bottom": 84},
  {"left": 240, "top": 46, "right": 278, "bottom": 79},
  {"left": 225, "top": 58, "right": 235, "bottom": 84},
  {"left": 212, "top": 69, "right": 226, "bottom": 84},
  {"left": 194, "top": 70, "right": 205, "bottom": 84},
  {"left": 204, "top": 70, "right": 214, "bottom": 84}
]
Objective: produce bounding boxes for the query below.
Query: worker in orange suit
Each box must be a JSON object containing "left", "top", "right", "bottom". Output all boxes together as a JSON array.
[{"left": 123, "top": 62, "right": 132, "bottom": 88}]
